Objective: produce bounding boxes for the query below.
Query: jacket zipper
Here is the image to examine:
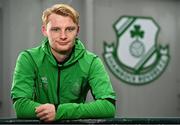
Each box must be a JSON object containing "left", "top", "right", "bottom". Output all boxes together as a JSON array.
[{"left": 57, "top": 64, "right": 61, "bottom": 104}]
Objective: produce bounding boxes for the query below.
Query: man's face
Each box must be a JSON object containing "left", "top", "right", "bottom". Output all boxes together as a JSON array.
[{"left": 42, "top": 13, "right": 79, "bottom": 54}]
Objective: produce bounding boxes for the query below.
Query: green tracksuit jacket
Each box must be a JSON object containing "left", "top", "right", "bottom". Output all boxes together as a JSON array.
[{"left": 11, "top": 38, "right": 116, "bottom": 120}]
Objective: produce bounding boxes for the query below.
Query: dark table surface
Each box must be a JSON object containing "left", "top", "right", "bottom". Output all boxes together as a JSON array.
[{"left": 1, "top": 117, "right": 180, "bottom": 124}]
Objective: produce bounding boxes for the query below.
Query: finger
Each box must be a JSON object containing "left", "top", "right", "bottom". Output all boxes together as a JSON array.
[
  {"left": 43, "top": 116, "right": 54, "bottom": 123},
  {"left": 39, "top": 114, "right": 49, "bottom": 121},
  {"left": 36, "top": 110, "right": 47, "bottom": 118},
  {"left": 40, "top": 113, "right": 54, "bottom": 122},
  {"left": 37, "top": 109, "right": 49, "bottom": 117},
  {"left": 35, "top": 105, "right": 47, "bottom": 114},
  {"left": 41, "top": 113, "right": 55, "bottom": 123}
]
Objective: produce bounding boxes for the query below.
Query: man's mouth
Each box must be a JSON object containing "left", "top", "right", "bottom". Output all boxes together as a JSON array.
[{"left": 58, "top": 42, "right": 68, "bottom": 45}]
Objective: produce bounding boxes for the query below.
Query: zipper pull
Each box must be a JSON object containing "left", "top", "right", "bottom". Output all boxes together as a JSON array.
[{"left": 58, "top": 64, "right": 62, "bottom": 67}]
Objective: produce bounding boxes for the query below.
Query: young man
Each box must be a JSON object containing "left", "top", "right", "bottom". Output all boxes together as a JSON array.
[{"left": 11, "top": 3, "right": 116, "bottom": 122}]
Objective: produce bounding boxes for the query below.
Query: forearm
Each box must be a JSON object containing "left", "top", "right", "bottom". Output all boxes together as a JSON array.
[
  {"left": 13, "top": 98, "right": 41, "bottom": 118},
  {"left": 55, "top": 99, "right": 116, "bottom": 120}
]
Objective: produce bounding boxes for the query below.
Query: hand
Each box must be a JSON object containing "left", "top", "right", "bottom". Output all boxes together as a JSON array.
[{"left": 35, "top": 103, "right": 56, "bottom": 122}]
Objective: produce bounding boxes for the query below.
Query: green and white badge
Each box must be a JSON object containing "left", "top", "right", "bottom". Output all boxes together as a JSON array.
[{"left": 103, "top": 16, "right": 170, "bottom": 85}]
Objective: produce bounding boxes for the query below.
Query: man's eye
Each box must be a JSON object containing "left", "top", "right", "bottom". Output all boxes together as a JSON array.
[
  {"left": 66, "top": 27, "right": 75, "bottom": 32},
  {"left": 51, "top": 28, "right": 60, "bottom": 32}
]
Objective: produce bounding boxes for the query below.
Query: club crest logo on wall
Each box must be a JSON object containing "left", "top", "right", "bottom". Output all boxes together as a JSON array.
[{"left": 103, "top": 16, "right": 170, "bottom": 85}]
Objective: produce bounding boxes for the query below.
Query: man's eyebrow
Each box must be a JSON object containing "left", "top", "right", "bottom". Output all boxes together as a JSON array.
[
  {"left": 66, "top": 26, "right": 76, "bottom": 28},
  {"left": 51, "top": 26, "right": 76, "bottom": 29},
  {"left": 51, "top": 27, "right": 60, "bottom": 29},
  {"left": 67, "top": 26, "right": 76, "bottom": 29}
]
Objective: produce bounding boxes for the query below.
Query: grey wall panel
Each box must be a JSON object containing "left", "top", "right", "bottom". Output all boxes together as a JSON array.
[
  {"left": 0, "top": 8, "right": 3, "bottom": 116},
  {"left": 93, "top": 0, "right": 180, "bottom": 117}
]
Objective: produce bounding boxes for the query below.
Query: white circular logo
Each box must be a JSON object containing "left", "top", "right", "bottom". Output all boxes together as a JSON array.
[{"left": 103, "top": 16, "right": 170, "bottom": 85}]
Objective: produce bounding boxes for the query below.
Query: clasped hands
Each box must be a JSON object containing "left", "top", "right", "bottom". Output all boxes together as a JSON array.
[{"left": 35, "top": 103, "right": 56, "bottom": 122}]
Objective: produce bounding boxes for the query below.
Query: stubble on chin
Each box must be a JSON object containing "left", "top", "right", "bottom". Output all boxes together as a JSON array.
[{"left": 51, "top": 45, "right": 73, "bottom": 56}]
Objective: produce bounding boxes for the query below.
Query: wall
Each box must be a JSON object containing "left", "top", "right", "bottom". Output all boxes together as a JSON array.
[
  {"left": 0, "top": 0, "right": 180, "bottom": 118},
  {"left": 93, "top": 0, "right": 180, "bottom": 117},
  {"left": 0, "top": 1, "right": 3, "bottom": 115},
  {"left": 176, "top": 0, "right": 180, "bottom": 112}
]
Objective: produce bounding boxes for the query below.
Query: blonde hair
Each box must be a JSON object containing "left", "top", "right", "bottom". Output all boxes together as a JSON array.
[{"left": 42, "top": 4, "right": 79, "bottom": 25}]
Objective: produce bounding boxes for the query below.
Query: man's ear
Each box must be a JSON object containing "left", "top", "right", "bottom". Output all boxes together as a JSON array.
[
  {"left": 41, "top": 25, "right": 47, "bottom": 36},
  {"left": 76, "top": 25, "right": 80, "bottom": 36}
]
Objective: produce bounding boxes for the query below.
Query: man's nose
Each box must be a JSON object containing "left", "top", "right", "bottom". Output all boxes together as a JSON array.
[{"left": 60, "top": 30, "right": 67, "bottom": 39}]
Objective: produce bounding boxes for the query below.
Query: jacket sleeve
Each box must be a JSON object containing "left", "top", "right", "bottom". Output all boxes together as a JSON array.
[
  {"left": 55, "top": 99, "right": 115, "bottom": 120},
  {"left": 13, "top": 98, "right": 41, "bottom": 118},
  {"left": 87, "top": 57, "right": 116, "bottom": 100},
  {"left": 11, "top": 52, "right": 41, "bottom": 118},
  {"left": 55, "top": 56, "right": 116, "bottom": 120}
]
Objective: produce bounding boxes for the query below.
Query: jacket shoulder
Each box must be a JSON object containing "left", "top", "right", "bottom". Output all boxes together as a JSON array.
[
  {"left": 84, "top": 50, "right": 98, "bottom": 60},
  {"left": 78, "top": 50, "right": 98, "bottom": 75},
  {"left": 20, "top": 45, "right": 45, "bottom": 68},
  {"left": 26, "top": 46, "right": 44, "bottom": 56}
]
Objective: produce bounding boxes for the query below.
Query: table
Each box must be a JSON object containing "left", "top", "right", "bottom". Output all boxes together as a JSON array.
[{"left": 1, "top": 117, "right": 180, "bottom": 124}]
